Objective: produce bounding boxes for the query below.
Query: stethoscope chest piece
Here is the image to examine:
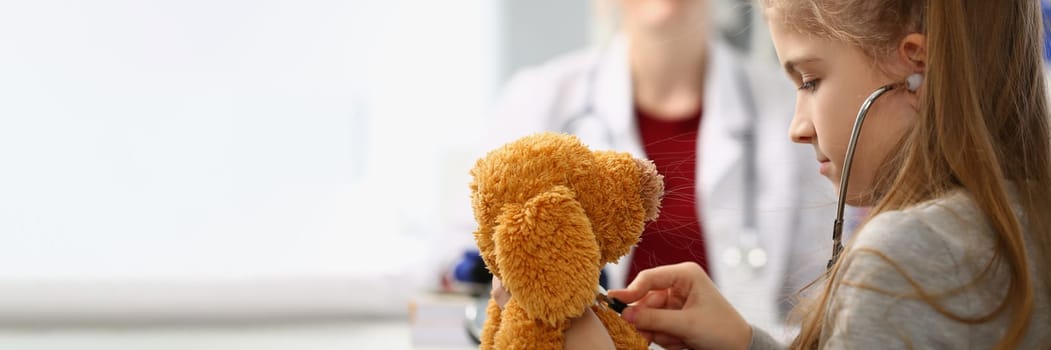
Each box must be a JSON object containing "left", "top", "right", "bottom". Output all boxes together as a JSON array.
[{"left": 722, "top": 227, "right": 767, "bottom": 273}]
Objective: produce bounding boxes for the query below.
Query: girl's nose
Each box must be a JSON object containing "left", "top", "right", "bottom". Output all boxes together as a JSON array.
[{"left": 789, "top": 111, "right": 815, "bottom": 144}]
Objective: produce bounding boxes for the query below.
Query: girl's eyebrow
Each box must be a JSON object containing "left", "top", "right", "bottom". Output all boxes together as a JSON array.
[{"left": 783, "top": 57, "right": 821, "bottom": 75}]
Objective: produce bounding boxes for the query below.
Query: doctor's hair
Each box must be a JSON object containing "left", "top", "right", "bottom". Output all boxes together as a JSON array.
[{"left": 762, "top": 1, "right": 1051, "bottom": 349}]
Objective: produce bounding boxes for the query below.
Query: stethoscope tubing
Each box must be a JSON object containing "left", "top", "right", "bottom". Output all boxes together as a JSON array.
[{"left": 827, "top": 83, "right": 899, "bottom": 270}]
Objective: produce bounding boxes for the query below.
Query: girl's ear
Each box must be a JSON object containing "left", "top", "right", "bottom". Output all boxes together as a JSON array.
[
  {"left": 898, "top": 33, "right": 927, "bottom": 107},
  {"left": 899, "top": 33, "right": 927, "bottom": 72}
]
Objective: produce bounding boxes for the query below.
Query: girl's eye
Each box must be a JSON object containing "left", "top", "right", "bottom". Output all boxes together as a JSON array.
[{"left": 798, "top": 79, "right": 819, "bottom": 92}]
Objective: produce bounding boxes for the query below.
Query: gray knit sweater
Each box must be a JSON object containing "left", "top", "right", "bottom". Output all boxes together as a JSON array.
[{"left": 750, "top": 189, "right": 1050, "bottom": 349}]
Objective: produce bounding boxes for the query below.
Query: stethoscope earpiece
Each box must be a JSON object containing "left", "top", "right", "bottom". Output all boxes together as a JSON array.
[{"left": 906, "top": 73, "right": 923, "bottom": 92}]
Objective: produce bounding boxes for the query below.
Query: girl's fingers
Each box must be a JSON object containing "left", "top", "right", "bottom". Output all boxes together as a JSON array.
[
  {"left": 635, "top": 289, "right": 670, "bottom": 309},
  {"left": 651, "top": 333, "right": 687, "bottom": 349},
  {"left": 637, "top": 330, "right": 654, "bottom": 342},
  {"left": 623, "top": 305, "right": 691, "bottom": 340},
  {"left": 609, "top": 263, "right": 698, "bottom": 303}
]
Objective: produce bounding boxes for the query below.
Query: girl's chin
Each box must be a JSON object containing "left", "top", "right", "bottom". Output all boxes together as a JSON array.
[{"left": 834, "top": 188, "right": 878, "bottom": 207}]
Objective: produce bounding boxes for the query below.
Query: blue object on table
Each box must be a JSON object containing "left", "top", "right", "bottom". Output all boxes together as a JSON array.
[{"left": 454, "top": 249, "right": 492, "bottom": 284}]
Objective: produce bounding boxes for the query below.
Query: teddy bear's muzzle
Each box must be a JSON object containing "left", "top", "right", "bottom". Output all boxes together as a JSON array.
[{"left": 634, "top": 158, "right": 664, "bottom": 222}]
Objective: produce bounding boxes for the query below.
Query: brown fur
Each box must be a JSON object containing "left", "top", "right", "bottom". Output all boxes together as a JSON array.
[{"left": 470, "top": 132, "right": 663, "bottom": 349}]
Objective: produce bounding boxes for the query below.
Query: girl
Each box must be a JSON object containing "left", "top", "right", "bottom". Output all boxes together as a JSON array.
[{"left": 610, "top": 1, "right": 1051, "bottom": 349}]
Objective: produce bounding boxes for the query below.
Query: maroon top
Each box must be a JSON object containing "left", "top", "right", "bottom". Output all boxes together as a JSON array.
[{"left": 626, "top": 104, "right": 710, "bottom": 285}]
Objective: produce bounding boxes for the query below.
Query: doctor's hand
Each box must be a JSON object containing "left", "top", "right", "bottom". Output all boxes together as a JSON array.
[
  {"left": 607, "top": 262, "right": 752, "bottom": 350},
  {"left": 490, "top": 277, "right": 511, "bottom": 309}
]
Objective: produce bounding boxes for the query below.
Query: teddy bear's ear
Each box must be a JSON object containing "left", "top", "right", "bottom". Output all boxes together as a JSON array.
[{"left": 493, "top": 185, "right": 600, "bottom": 327}]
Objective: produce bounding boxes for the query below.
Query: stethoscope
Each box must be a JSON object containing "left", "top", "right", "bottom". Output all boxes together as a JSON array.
[
  {"left": 826, "top": 73, "right": 923, "bottom": 270},
  {"left": 559, "top": 42, "right": 768, "bottom": 272}
]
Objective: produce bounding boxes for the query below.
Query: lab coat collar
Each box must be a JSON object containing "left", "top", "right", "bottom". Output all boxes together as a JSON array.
[
  {"left": 699, "top": 39, "right": 752, "bottom": 202},
  {"left": 591, "top": 35, "right": 643, "bottom": 156},
  {"left": 590, "top": 35, "right": 753, "bottom": 199}
]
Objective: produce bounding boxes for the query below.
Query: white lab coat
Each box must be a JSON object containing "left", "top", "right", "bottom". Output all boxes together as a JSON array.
[{"left": 474, "top": 36, "right": 836, "bottom": 336}]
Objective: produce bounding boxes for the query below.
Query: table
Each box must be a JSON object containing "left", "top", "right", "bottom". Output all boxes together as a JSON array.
[{"left": 0, "top": 319, "right": 476, "bottom": 350}]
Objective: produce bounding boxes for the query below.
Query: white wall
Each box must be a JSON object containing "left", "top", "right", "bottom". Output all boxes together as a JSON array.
[
  {"left": 498, "top": 0, "right": 590, "bottom": 81},
  {"left": 0, "top": 0, "right": 501, "bottom": 320},
  {"left": 0, "top": 0, "right": 763, "bottom": 323}
]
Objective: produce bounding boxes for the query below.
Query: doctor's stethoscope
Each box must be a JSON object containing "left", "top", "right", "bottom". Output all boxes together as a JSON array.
[{"left": 559, "top": 44, "right": 770, "bottom": 272}]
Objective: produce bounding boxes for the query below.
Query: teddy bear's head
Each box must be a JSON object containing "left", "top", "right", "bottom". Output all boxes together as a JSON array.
[{"left": 469, "top": 132, "right": 662, "bottom": 326}]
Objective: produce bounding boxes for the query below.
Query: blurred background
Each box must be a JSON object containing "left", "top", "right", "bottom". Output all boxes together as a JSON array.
[{"left": 0, "top": 0, "right": 1046, "bottom": 349}]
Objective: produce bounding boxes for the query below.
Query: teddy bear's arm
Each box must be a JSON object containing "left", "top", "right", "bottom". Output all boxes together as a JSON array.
[
  {"left": 494, "top": 185, "right": 601, "bottom": 328},
  {"left": 479, "top": 298, "right": 502, "bottom": 349}
]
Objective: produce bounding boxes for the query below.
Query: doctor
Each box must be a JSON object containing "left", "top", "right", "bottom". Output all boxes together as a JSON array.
[{"left": 478, "top": 0, "right": 835, "bottom": 335}]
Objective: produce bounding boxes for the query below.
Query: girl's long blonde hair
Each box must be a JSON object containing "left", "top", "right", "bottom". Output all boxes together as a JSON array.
[{"left": 762, "top": 1, "right": 1051, "bottom": 348}]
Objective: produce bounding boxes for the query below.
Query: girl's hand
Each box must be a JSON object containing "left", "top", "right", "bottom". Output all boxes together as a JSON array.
[{"left": 607, "top": 262, "right": 752, "bottom": 350}]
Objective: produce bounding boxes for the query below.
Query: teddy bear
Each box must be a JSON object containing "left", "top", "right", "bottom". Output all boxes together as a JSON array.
[{"left": 469, "top": 132, "right": 663, "bottom": 349}]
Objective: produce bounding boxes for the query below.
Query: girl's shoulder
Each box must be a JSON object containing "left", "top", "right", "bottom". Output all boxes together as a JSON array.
[
  {"left": 852, "top": 190, "right": 995, "bottom": 262},
  {"left": 840, "top": 189, "right": 1003, "bottom": 298},
  {"left": 828, "top": 188, "right": 1048, "bottom": 348}
]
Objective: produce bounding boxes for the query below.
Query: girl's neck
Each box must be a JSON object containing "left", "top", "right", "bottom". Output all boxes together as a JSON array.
[{"left": 628, "top": 32, "right": 708, "bottom": 121}]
